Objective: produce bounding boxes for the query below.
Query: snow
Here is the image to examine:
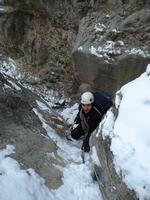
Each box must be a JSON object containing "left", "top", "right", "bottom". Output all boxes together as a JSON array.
[
  {"left": 94, "top": 23, "right": 106, "bottom": 33},
  {"left": 2, "top": 47, "right": 150, "bottom": 200},
  {"left": 0, "top": 56, "right": 41, "bottom": 85},
  {"left": 7, "top": 80, "right": 21, "bottom": 91},
  {"left": 105, "top": 14, "right": 110, "bottom": 18},
  {"left": 117, "top": 40, "right": 124, "bottom": 46},
  {"left": 97, "top": 109, "right": 115, "bottom": 139},
  {"left": 90, "top": 146, "right": 101, "bottom": 166},
  {"left": 1, "top": 57, "right": 67, "bottom": 107},
  {"left": 125, "top": 48, "right": 150, "bottom": 57},
  {"left": 115, "top": 90, "right": 122, "bottom": 109},
  {"left": 0, "top": 55, "right": 102, "bottom": 200},
  {"left": 78, "top": 46, "right": 83, "bottom": 51},
  {"left": 33, "top": 106, "right": 102, "bottom": 200},
  {"left": 0, "top": 145, "right": 54, "bottom": 200},
  {"left": 0, "top": 7, "right": 5, "bottom": 12},
  {"left": 0, "top": 107, "right": 102, "bottom": 200},
  {"left": 3, "top": 84, "right": 11, "bottom": 90},
  {"left": 54, "top": 162, "right": 101, "bottom": 200},
  {"left": 61, "top": 103, "right": 79, "bottom": 125},
  {"left": 90, "top": 44, "right": 150, "bottom": 63},
  {"left": 36, "top": 100, "right": 50, "bottom": 111},
  {"left": 90, "top": 40, "right": 122, "bottom": 63},
  {"left": 90, "top": 46, "right": 103, "bottom": 58},
  {"left": 146, "top": 63, "right": 150, "bottom": 76},
  {"left": 111, "top": 29, "right": 120, "bottom": 33},
  {"left": 29, "top": 84, "right": 65, "bottom": 107},
  {"left": 90, "top": 24, "right": 150, "bottom": 63},
  {"left": 0, "top": 57, "right": 21, "bottom": 79},
  {"left": 101, "top": 64, "right": 150, "bottom": 199}
]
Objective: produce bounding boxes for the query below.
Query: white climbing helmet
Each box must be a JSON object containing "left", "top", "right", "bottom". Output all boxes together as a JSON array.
[{"left": 81, "top": 92, "right": 94, "bottom": 104}]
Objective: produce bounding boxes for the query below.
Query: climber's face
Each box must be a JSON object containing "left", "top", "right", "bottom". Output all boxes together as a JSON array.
[{"left": 82, "top": 104, "right": 92, "bottom": 114}]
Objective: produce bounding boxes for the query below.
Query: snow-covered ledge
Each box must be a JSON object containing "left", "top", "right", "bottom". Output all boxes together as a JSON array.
[{"left": 92, "top": 64, "right": 150, "bottom": 200}]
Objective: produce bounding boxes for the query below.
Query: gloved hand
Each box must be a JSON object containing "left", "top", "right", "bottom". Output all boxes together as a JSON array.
[
  {"left": 81, "top": 137, "right": 90, "bottom": 152},
  {"left": 74, "top": 117, "right": 80, "bottom": 124}
]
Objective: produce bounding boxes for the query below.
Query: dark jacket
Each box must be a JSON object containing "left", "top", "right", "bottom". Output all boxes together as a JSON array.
[
  {"left": 74, "top": 104, "right": 102, "bottom": 138},
  {"left": 75, "top": 91, "right": 112, "bottom": 139}
]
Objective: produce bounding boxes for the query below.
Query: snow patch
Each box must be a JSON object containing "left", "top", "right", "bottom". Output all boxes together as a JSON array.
[
  {"left": 125, "top": 48, "right": 150, "bottom": 58},
  {"left": 111, "top": 29, "right": 120, "bottom": 33},
  {"left": 0, "top": 145, "right": 54, "bottom": 200},
  {"left": 33, "top": 107, "right": 103, "bottom": 200},
  {"left": 91, "top": 147, "right": 101, "bottom": 166},
  {"left": 55, "top": 162, "right": 102, "bottom": 200},
  {"left": 0, "top": 57, "right": 21, "bottom": 79},
  {"left": 7, "top": 79, "right": 21, "bottom": 91},
  {"left": 28, "top": 86, "right": 65, "bottom": 108},
  {"left": 36, "top": 100, "right": 50, "bottom": 111},
  {"left": 61, "top": 103, "right": 79, "bottom": 125},
  {"left": 90, "top": 40, "right": 122, "bottom": 63},
  {"left": 115, "top": 90, "right": 122, "bottom": 109},
  {"left": 94, "top": 23, "right": 106, "bottom": 33},
  {"left": 78, "top": 46, "right": 83, "bottom": 51},
  {"left": 90, "top": 46, "right": 103, "bottom": 58},
  {"left": 100, "top": 64, "right": 150, "bottom": 199},
  {"left": 106, "top": 14, "right": 110, "bottom": 18},
  {"left": 89, "top": 33, "right": 149, "bottom": 63},
  {"left": 146, "top": 63, "right": 150, "bottom": 76},
  {"left": 100, "top": 110, "right": 115, "bottom": 139}
]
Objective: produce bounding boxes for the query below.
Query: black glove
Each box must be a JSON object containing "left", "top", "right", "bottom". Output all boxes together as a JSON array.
[
  {"left": 81, "top": 137, "right": 90, "bottom": 152},
  {"left": 74, "top": 116, "right": 80, "bottom": 124}
]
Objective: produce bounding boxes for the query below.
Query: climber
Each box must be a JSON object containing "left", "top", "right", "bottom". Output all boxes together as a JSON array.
[{"left": 69, "top": 91, "right": 113, "bottom": 152}]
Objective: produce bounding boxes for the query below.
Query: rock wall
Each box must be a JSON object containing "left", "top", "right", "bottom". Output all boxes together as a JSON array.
[
  {"left": 93, "top": 135, "right": 137, "bottom": 200},
  {"left": 73, "top": 0, "right": 150, "bottom": 96},
  {"left": 0, "top": 1, "right": 150, "bottom": 199},
  {"left": 0, "top": 1, "right": 150, "bottom": 96},
  {"left": 0, "top": 0, "right": 100, "bottom": 93},
  {"left": 0, "top": 73, "right": 66, "bottom": 189},
  {"left": 0, "top": 0, "right": 86, "bottom": 89},
  {"left": 91, "top": 105, "right": 138, "bottom": 199}
]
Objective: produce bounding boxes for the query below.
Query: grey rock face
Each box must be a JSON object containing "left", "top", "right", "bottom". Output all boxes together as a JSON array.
[
  {"left": 72, "top": 2, "right": 150, "bottom": 96},
  {"left": 0, "top": 12, "right": 68, "bottom": 83},
  {"left": 93, "top": 134, "right": 137, "bottom": 200},
  {"left": 0, "top": 0, "right": 94, "bottom": 88},
  {"left": 0, "top": 73, "right": 66, "bottom": 189},
  {"left": 1, "top": 1, "right": 149, "bottom": 97},
  {"left": 0, "top": 0, "right": 150, "bottom": 198}
]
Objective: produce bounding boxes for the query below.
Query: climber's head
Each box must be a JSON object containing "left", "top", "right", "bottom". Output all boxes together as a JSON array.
[{"left": 81, "top": 92, "right": 94, "bottom": 113}]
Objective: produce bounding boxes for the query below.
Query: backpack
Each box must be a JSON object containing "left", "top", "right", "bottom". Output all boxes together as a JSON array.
[{"left": 93, "top": 92, "right": 113, "bottom": 115}]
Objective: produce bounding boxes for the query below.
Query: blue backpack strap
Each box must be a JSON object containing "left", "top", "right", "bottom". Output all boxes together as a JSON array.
[
  {"left": 94, "top": 92, "right": 112, "bottom": 114},
  {"left": 93, "top": 106, "right": 103, "bottom": 117}
]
